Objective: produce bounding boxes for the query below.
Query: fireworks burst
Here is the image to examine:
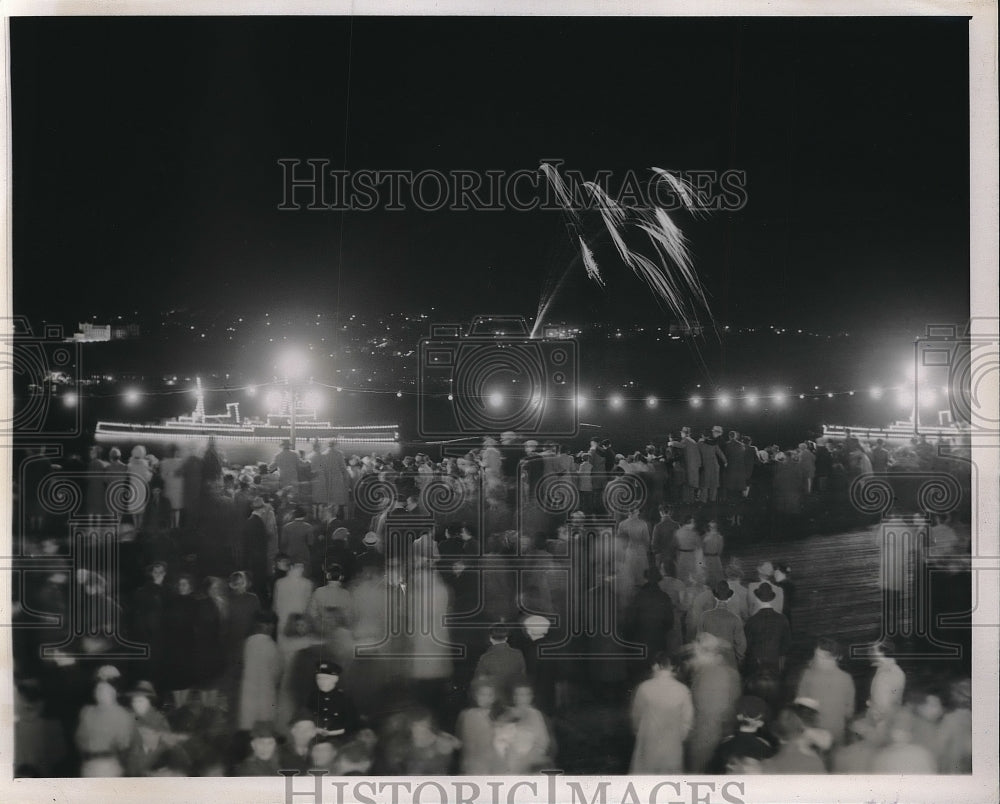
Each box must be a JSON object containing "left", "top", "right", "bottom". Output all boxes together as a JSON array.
[{"left": 539, "top": 163, "right": 715, "bottom": 333}]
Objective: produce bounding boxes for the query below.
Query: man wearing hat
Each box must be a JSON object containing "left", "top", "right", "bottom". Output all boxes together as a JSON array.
[
  {"left": 747, "top": 561, "right": 785, "bottom": 617},
  {"left": 695, "top": 580, "right": 746, "bottom": 667},
  {"left": 744, "top": 582, "right": 791, "bottom": 677},
  {"left": 235, "top": 720, "right": 282, "bottom": 776},
  {"left": 710, "top": 695, "right": 776, "bottom": 773},
  {"left": 279, "top": 507, "right": 315, "bottom": 570},
  {"left": 124, "top": 684, "right": 185, "bottom": 777},
  {"left": 307, "top": 661, "right": 361, "bottom": 738},
  {"left": 268, "top": 441, "right": 307, "bottom": 494}
]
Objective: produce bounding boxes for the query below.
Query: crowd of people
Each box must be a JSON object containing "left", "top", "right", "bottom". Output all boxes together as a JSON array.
[{"left": 11, "top": 426, "right": 972, "bottom": 777}]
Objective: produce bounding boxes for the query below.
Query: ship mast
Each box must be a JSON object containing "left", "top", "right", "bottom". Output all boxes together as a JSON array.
[{"left": 193, "top": 377, "right": 206, "bottom": 423}]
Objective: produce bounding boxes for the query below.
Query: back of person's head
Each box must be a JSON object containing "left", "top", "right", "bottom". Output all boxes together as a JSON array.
[
  {"left": 293, "top": 506, "right": 308, "bottom": 519},
  {"left": 489, "top": 624, "right": 510, "bottom": 642},
  {"left": 815, "top": 636, "right": 842, "bottom": 659},
  {"left": 771, "top": 708, "right": 806, "bottom": 742}
]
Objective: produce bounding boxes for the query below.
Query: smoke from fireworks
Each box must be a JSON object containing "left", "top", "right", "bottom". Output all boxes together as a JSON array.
[{"left": 537, "top": 163, "right": 715, "bottom": 334}]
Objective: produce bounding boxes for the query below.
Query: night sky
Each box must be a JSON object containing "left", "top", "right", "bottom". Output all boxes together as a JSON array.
[{"left": 12, "top": 16, "right": 970, "bottom": 333}]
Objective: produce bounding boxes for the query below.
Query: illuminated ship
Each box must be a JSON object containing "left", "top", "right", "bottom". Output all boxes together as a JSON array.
[
  {"left": 95, "top": 378, "right": 400, "bottom": 463},
  {"left": 822, "top": 418, "right": 966, "bottom": 447}
]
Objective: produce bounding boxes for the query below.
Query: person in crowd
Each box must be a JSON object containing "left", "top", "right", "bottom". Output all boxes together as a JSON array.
[
  {"left": 743, "top": 582, "right": 791, "bottom": 678},
  {"left": 279, "top": 507, "right": 314, "bottom": 571},
  {"left": 576, "top": 452, "right": 594, "bottom": 513},
  {"left": 629, "top": 652, "right": 693, "bottom": 774},
  {"left": 238, "top": 612, "right": 282, "bottom": 731},
  {"left": 382, "top": 708, "right": 460, "bottom": 775},
  {"left": 268, "top": 440, "right": 305, "bottom": 495},
  {"left": 700, "top": 519, "right": 725, "bottom": 587},
  {"left": 936, "top": 678, "right": 972, "bottom": 774},
  {"left": 473, "top": 625, "right": 527, "bottom": 704},
  {"left": 867, "top": 639, "right": 906, "bottom": 726},
  {"left": 332, "top": 736, "right": 376, "bottom": 775},
  {"left": 84, "top": 444, "right": 111, "bottom": 518},
  {"left": 687, "top": 634, "right": 741, "bottom": 773},
  {"left": 625, "top": 568, "right": 675, "bottom": 677},
  {"left": 870, "top": 708, "right": 938, "bottom": 773},
  {"left": 761, "top": 707, "right": 827, "bottom": 773},
  {"left": 721, "top": 431, "right": 747, "bottom": 508},
  {"left": 243, "top": 500, "right": 272, "bottom": 605},
  {"left": 273, "top": 559, "right": 314, "bottom": 646},
  {"left": 674, "top": 427, "right": 702, "bottom": 504},
  {"left": 697, "top": 427, "right": 727, "bottom": 505},
  {"left": 616, "top": 507, "right": 652, "bottom": 603},
  {"left": 673, "top": 513, "right": 702, "bottom": 585},
  {"left": 325, "top": 438, "right": 353, "bottom": 521},
  {"left": 75, "top": 679, "right": 136, "bottom": 761},
  {"left": 162, "top": 574, "right": 202, "bottom": 708},
  {"left": 305, "top": 735, "right": 339, "bottom": 774},
  {"left": 795, "top": 637, "right": 856, "bottom": 748},
  {"left": 495, "top": 681, "right": 553, "bottom": 773},
  {"left": 831, "top": 715, "right": 877, "bottom": 773},
  {"left": 747, "top": 561, "right": 785, "bottom": 616},
  {"left": 14, "top": 679, "right": 68, "bottom": 776},
  {"left": 771, "top": 561, "right": 796, "bottom": 626},
  {"left": 234, "top": 720, "right": 282, "bottom": 776},
  {"left": 456, "top": 677, "right": 503, "bottom": 775},
  {"left": 277, "top": 709, "right": 317, "bottom": 773},
  {"left": 307, "top": 661, "right": 361, "bottom": 738},
  {"left": 797, "top": 442, "right": 816, "bottom": 495},
  {"left": 306, "top": 562, "right": 353, "bottom": 638},
  {"left": 650, "top": 504, "right": 679, "bottom": 575},
  {"left": 130, "top": 562, "right": 169, "bottom": 689},
  {"left": 696, "top": 581, "right": 746, "bottom": 668},
  {"left": 125, "top": 692, "right": 183, "bottom": 777},
  {"left": 710, "top": 695, "right": 776, "bottom": 773},
  {"left": 193, "top": 576, "right": 228, "bottom": 707},
  {"left": 126, "top": 445, "right": 154, "bottom": 532}
]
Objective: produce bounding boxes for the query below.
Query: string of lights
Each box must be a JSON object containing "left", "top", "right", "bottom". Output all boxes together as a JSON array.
[{"left": 55, "top": 379, "right": 949, "bottom": 409}]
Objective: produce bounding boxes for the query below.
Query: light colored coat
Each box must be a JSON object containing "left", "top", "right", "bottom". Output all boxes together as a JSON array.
[
  {"left": 630, "top": 672, "right": 693, "bottom": 773},
  {"left": 238, "top": 633, "right": 282, "bottom": 730}
]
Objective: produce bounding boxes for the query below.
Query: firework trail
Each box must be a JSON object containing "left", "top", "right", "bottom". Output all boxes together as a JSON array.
[
  {"left": 578, "top": 235, "right": 603, "bottom": 286},
  {"left": 536, "top": 163, "right": 718, "bottom": 383},
  {"left": 538, "top": 164, "right": 715, "bottom": 333}
]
